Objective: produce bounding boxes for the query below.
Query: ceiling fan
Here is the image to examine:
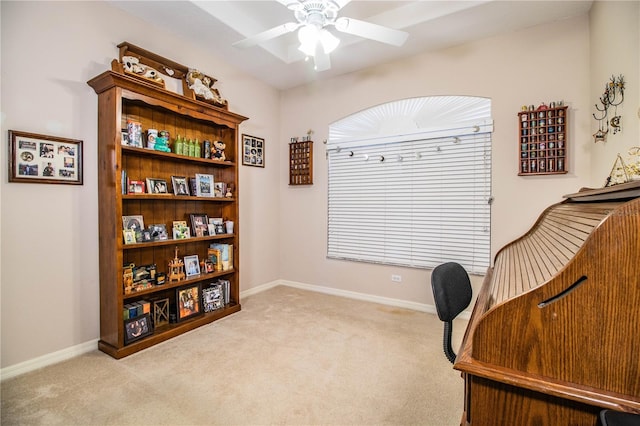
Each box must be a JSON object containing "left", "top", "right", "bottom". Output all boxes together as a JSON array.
[{"left": 232, "top": 0, "right": 409, "bottom": 71}]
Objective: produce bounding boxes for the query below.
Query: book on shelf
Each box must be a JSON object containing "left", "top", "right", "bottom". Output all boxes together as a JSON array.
[{"left": 209, "top": 243, "right": 233, "bottom": 271}]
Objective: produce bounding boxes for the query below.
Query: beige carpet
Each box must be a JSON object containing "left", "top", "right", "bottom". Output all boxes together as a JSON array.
[{"left": 1, "top": 286, "right": 468, "bottom": 425}]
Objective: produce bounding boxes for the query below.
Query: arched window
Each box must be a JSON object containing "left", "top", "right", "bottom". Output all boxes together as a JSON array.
[{"left": 327, "top": 96, "right": 492, "bottom": 274}]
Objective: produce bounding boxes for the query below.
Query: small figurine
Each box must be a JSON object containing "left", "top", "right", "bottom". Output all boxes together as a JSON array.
[
  {"left": 153, "top": 136, "right": 171, "bottom": 152},
  {"left": 212, "top": 140, "right": 226, "bottom": 161},
  {"left": 225, "top": 183, "right": 234, "bottom": 198},
  {"left": 185, "top": 69, "right": 228, "bottom": 107},
  {"left": 168, "top": 246, "right": 185, "bottom": 282},
  {"left": 121, "top": 56, "right": 164, "bottom": 85}
]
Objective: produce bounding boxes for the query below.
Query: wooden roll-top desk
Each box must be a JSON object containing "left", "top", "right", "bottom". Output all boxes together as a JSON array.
[{"left": 454, "top": 181, "right": 640, "bottom": 425}]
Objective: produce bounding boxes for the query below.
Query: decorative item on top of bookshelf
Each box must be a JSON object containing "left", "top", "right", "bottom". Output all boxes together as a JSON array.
[
  {"left": 242, "top": 134, "right": 264, "bottom": 167},
  {"left": 124, "top": 313, "right": 153, "bottom": 345},
  {"left": 8, "top": 130, "right": 83, "bottom": 185},
  {"left": 289, "top": 139, "right": 313, "bottom": 185},
  {"left": 518, "top": 102, "right": 568, "bottom": 176},
  {"left": 176, "top": 283, "right": 202, "bottom": 322},
  {"left": 171, "top": 176, "right": 190, "bottom": 196},
  {"left": 195, "top": 174, "right": 214, "bottom": 197},
  {"left": 146, "top": 178, "right": 168, "bottom": 194}
]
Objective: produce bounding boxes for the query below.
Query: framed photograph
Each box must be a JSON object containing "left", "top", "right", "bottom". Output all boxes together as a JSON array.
[
  {"left": 202, "top": 284, "right": 224, "bottom": 312},
  {"left": 242, "top": 134, "right": 265, "bottom": 168},
  {"left": 8, "top": 130, "right": 83, "bottom": 185},
  {"left": 122, "top": 215, "right": 145, "bottom": 232},
  {"left": 184, "top": 254, "right": 201, "bottom": 277},
  {"left": 213, "top": 182, "right": 227, "bottom": 197},
  {"left": 146, "top": 178, "right": 168, "bottom": 194},
  {"left": 176, "top": 283, "right": 201, "bottom": 322},
  {"left": 124, "top": 313, "right": 153, "bottom": 345},
  {"left": 189, "top": 213, "right": 209, "bottom": 237},
  {"left": 172, "top": 221, "right": 191, "bottom": 239},
  {"left": 209, "top": 217, "right": 224, "bottom": 234},
  {"left": 171, "top": 176, "right": 190, "bottom": 196},
  {"left": 123, "top": 229, "right": 136, "bottom": 245},
  {"left": 128, "top": 180, "right": 145, "bottom": 194},
  {"left": 195, "top": 173, "right": 214, "bottom": 197},
  {"left": 149, "top": 224, "right": 168, "bottom": 241}
]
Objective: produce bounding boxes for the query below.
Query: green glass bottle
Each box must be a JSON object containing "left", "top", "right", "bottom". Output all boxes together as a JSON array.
[
  {"left": 175, "top": 134, "right": 184, "bottom": 155},
  {"left": 188, "top": 138, "right": 195, "bottom": 157},
  {"left": 195, "top": 138, "right": 201, "bottom": 158}
]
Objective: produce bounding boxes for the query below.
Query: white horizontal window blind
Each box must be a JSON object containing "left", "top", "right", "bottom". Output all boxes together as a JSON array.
[{"left": 327, "top": 96, "right": 492, "bottom": 274}]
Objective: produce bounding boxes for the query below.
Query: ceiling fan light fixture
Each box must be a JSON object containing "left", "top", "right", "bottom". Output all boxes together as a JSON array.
[
  {"left": 319, "top": 28, "right": 339, "bottom": 54},
  {"left": 298, "top": 24, "right": 320, "bottom": 56}
]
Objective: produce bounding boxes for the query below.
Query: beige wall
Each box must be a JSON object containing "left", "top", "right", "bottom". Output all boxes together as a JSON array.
[
  {"left": 590, "top": 1, "right": 640, "bottom": 184},
  {"left": 279, "top": 15, "right": 594, "bottom": 304},
  {"left": 1, "top": 1, "right": 638, "bottom": 370},
  {"left": 0, "top": 1, "right": 280, "bottom": 368}
]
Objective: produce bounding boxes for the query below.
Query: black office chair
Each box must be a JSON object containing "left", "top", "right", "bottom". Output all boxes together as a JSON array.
[
  {"left": 431, "top": 262, "right": 473, "bottom": 364},
  {"left": 600, "top": 409, "right": 640, "bottom": 426}
]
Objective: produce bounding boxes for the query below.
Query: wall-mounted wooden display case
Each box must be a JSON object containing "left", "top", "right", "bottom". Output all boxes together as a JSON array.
[
  {"left": 518, "top": 106, "right": 568, "bottom": 176},
  {"left": 289, "top": 140, "right": 313, "bottom": 185}
]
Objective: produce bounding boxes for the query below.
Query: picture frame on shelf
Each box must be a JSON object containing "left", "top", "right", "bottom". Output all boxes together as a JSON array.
[
  {"left": 149, "top": 224, "right": 168, "bottom": 241},
  {"left": 189, "top": 213, "right": 209, "bottom": 237},
  {"left": 122, "top": 215, "right": 145, "bottom": 233},
  {"left": 124, "top": 313, "right": 153, "bottom": 345},
  {"left": 146, "top": 178, "right": 168, "bottom": 194},
  {"left": 128, "top": 180, "right": 145, "bottom": 194},
  {"left": 120, "top": 130, "right": 129, "bottom": 146},
  {"left": 202, "top": 283, "right": 224, "bottom": 312},
  {"left": 176, "top": 283, "right": 201, "bottom": 322},
  {"left": 184, "top": 255, "right": 201, "bottom": 277},
  {"left": 195, "top": 173, "right": 214, "bottom": 197},
  {"left": 123, "top": 229, "right": 136, "bottom": 245},
  {"left": 242, "top": 134, "right": 264, "bottom": 168},
  {"left": 209, "top": 217, "right": 224, "bottom": 234},
  {"left": 171, "top": 176, "right": 190, "bottom": 196},
  {"left": 8, "top": 130, "right": 83, "bottom": 185},
  {"left": 172, "top": 221, "right": 191, "bottom": 240},
  {"left": 213, "top": 182, "right": 227, "bottom": 197}
]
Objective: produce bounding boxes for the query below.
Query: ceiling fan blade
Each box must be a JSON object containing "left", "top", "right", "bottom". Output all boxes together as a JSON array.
[
  {"left": 334, "top": 17, "right": 408, "bottom": 46},
  {"left": 313, "top": 47, "right": 331, "bottom": 72},
  {"left": 233, "top": 22, "right": 300, "bottom": 49},
  {"left": 276, "top": 0, "right": 302, "bottom": 10},
  {"left": 329, "top": 0, "right": 351, "bottom": 10}
]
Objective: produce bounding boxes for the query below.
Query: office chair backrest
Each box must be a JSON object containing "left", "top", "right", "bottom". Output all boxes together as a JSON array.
[{"left": 431, "top": 262, "right": 473, "bottom": 363}]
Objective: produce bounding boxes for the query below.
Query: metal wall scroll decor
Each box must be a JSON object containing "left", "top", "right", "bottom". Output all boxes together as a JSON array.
[{"left": 593, "top": 74, "right": 625, "bottom": 143}]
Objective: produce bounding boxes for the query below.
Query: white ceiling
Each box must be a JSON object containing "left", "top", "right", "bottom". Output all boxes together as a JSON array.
[{"left": 108, "top": 0, "right": 593, "bottom": 90}]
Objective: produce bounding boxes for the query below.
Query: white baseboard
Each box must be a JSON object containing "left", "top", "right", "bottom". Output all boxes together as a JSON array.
[
  {"left": 1, "top": 339, "right": 98, "bottom": 382},
  {"left": 2, "top": 281, "right": 469, "bottom": 380},
  {"left": 248, "top": 279, "right": 471, "bottom": 320}
]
